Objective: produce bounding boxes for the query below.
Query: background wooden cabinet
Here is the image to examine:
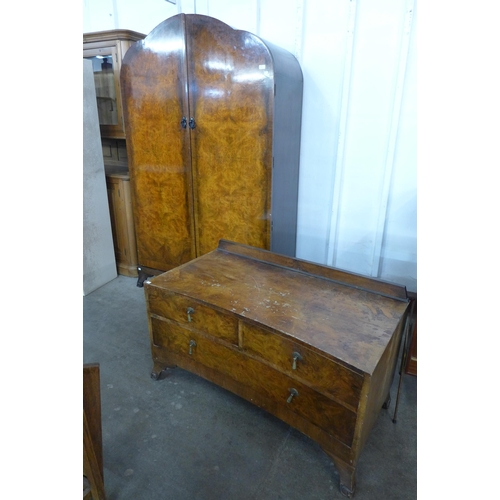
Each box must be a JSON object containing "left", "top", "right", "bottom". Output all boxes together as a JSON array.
[
  {"left": 83, "top": 30, "right": 145, "bottom": 139},
  {"left": 105, "top": 167, "right": 138, "bottom": 277},
  {"left": 121, "top": 14, "right": 303, "bottom": 284},
  {"left": 84, "top": 30, "right": 145, "bottom": 278}
]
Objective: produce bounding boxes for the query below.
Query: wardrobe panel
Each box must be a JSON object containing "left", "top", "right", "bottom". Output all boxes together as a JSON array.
[
  {"left": 186, "top": 15, "right": 273, "bottom": 256},
  {"left": 121, "top": 15, "right": 196, "bottom": 272},
  {"left": 265, "top": 41, "right": 303, "bottom": 256}
]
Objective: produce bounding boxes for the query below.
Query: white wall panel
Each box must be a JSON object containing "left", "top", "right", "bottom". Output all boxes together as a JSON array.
[
  {"left": 197, "top": 0, "right": 258, "bottom": 33},
  {"left": 178, "top": 0, "right": 196, "bottom": 14},
  {"left": 331, "top": 0, "right": 411, "bottom": 275},
  {"left": 114, "top": 0, "right": 178, "bottom": 35},
  {"left": 259, "top": 0, "right": 305, "bottom": 57},
  {"left": 188, "top": 0, "right": 210, "bottom": 15},
  {"left": 83, "top": 0, "right": 178, "bottom": 34},
  {"left": 295, "top": 0, "right": 351, "bottom": 265},
  {"left": 379, "top": 1, "right": 417, "bottom": 291},
  {"left": 82, "top": 0, "right": 417, "bottom": 292},
  {"left": 83, "top": 0, "right": 116, "bottom": 33}
]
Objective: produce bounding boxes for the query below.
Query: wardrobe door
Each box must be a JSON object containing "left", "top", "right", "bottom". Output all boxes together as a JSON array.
[
  {"left": 121, "top": 15, "right": 195, "bottom": 273},
  {"left": 185, "top": 15, "right": 273, "bottom": 257}
]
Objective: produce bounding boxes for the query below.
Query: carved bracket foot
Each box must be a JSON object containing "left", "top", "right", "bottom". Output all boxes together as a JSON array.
[
  {"left": 137, "top": 267, "right": 154, "bottom": 288},
  {"left": 150, "top": 369, "right": 164, "bottom": 381},
  {"left": 340, "top": 483, "right": 355, "bottom": 498},
  {"left": 151, "top": 361, "right": 177, "bottom": 380},
  {"left": 323, "top": 450, "right": 357, "bottom": 498}
]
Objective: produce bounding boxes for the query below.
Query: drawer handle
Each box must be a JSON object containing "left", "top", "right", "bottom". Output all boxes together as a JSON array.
[
  {"left": 292, "top": 352, "right": 303, "bottom": 370},
  {"left": 187, "top": 307, "right": 195, "bottom": 322},
  {"left": 188, "top": 339, "right": 197, "bottom": 355},
  {"left": 287, "top": 388, "right": 298, "bottom": 404}
]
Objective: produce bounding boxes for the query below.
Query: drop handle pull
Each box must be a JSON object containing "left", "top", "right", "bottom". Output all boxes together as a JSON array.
[
  {"left": 287, "top": 388, "right": 298, "bottom": 404},
  {"left": 188, "top": 339, "right": 197, "bottom": 355},
  {"left": 292, "top": 352, "right": 303, "bottom": 370},
  {"left": 187, "top": 307, "right": 195, "bottom": 322}
]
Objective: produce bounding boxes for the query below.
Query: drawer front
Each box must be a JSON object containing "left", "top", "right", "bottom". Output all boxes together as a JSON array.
[
  {"left": 241, "top": 323, "right": 363, "bottom": 410},
  {"left": 147, "top": 287, "right": 238, "bottom": 344},
  {"left": 151, "top": 317, "right": 357, "bottom": 447}
]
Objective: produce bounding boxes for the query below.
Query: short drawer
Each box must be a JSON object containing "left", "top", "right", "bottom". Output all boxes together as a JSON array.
[
  {"left": 151, "top": 317, "right": 356, "bottom": 447},
  {"left": 147, "top": 286, "right": 238, "bottom": 344},
  {"left": 241, "top": 322, "right": 364, "bottom": 410}
]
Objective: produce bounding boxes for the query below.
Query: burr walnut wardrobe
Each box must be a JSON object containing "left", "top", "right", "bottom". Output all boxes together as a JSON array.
[{"left": 121, "top": 14, "right": 303, "bottom": 286}]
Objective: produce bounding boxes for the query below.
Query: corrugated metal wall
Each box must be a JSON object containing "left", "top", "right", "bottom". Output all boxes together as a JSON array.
[{"left": 84, "top": 0, "right": 417, "bottom": 292}]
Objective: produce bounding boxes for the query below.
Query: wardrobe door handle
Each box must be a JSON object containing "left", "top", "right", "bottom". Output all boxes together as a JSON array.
[
  {"left": 181, "top": 116, "right": 187, "bottom": 129},
  {"left": 189, "top": 117, "right": 196, "bottom": 129}
]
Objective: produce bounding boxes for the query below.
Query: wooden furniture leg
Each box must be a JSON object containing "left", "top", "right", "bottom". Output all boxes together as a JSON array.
[
  {"left": 83, "top": 363, "right": 105, "bottom": 499},
  {"left": 151, "top": 359, "right": 177, "bottom": 380},
  {"left": 151, "top": 361, "right": 166, "bottom": 380},
  {"left": 324, "top": 452, "right": 356, "bottom": 498},
  {"left": 137, "top": 267, "right": 154, "bottom": 288}
]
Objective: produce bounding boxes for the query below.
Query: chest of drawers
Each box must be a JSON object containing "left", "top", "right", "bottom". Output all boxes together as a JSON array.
[{"left": 144, "top": 240, "right": 410, "bottom": 497}]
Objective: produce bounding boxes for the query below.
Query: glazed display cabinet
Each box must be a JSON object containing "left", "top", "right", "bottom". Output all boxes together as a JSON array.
[
  {"left": 84, "top": 30, "right": 145, "bottom": 277},
  {"left": 83, "top": 29, "right": 146, "bottom": 139}
]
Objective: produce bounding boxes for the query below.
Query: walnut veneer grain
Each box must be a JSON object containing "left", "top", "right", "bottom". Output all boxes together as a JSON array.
[
  {"left": 144, "top": 241, "right": 410, "bottom": 497},
  {"left": 121, "top": 15, "right": 302, "bottom": 282}
]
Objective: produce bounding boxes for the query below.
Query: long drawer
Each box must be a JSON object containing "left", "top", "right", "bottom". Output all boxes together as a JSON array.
[
  {"left": 151, "top": 317, "right": 357, "bottom": 447},
  {"left": 241, "top": 323, "right": 364, "bottom": 411}
]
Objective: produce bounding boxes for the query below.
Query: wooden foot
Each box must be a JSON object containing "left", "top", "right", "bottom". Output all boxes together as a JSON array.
[
  {"left": 150, "top": 368, "right": 163, "bottom": 380},
  {"left": 324, "top": 452, "right": 356, "bottom": 498},
  {"left": 340, "top": 483, "right": 355, "bottom": 498},
  {"left": 151, "top": 360, "right": 176, "bottom": 380},
  {"left": 137, "top": 267, "right": 154, "bottom": 288}
]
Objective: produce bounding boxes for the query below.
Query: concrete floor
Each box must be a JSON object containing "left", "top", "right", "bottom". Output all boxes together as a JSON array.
[{"left": 83, "top": 274, "right": 417, "bottom": 500}]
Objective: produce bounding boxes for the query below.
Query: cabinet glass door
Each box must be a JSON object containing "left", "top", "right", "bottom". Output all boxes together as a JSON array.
[
  {"left": 84, "top": 45, "right": 125, "bottom": 138},
  {"left": 84, "top": 52, "right": 118, "bottom": 126},
  {"left": 85, "top": 51, "right": 118, "bottom": 125}
]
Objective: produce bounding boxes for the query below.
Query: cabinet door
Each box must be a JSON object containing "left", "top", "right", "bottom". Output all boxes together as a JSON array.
[
  {"left": 106, "top": 176, "right": 123, "bottom": 266},
  {"left": 185, "top": 15, "right": 273, "bottom": 256},
  {"left": 84, "top": 46, "right": 125, "bottom": 138},
  {"left": 121, "top": 15, "right": 196, "bottom": 272}
]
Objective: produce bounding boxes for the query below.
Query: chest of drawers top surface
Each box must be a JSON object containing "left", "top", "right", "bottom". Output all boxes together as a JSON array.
[{"left": 147, "top": 241, "right": 409, "bottom": 375}]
